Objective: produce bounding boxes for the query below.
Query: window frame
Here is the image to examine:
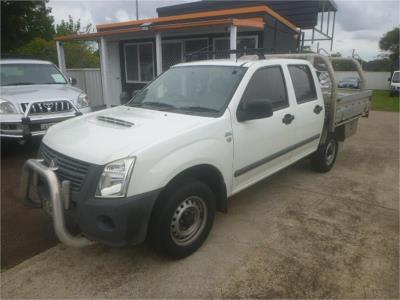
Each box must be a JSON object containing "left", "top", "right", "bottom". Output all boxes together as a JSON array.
[
  {"left": 238, "top": 65, "right": 289, "bottom": 114},
  {"left": 212, "top": 35, "right": 259, "bottom": 59},
  {"left": 124, "top": 42, "right": 155, "bottom": 84},
  {"left": 288, "top": 64, "right": 318, "bottom": 104}
]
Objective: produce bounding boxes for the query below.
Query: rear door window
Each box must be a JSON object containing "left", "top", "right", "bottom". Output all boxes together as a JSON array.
[{"left": 288, "top": 65, "right": 317, "bottom": 103}]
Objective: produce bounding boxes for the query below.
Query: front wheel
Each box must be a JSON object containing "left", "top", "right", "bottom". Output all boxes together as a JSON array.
[
  {"left": 148, "top": 178, "right": 215, "bottom": 259},
  {"left": 310, "top": 135, "right": 338, "bottom": 173}
]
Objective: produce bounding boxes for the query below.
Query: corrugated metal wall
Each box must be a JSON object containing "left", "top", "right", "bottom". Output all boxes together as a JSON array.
[{"left": 66, "top": 69, "right": 104, "bottom": 108}]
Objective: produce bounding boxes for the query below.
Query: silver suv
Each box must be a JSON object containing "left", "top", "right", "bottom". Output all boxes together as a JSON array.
[{"left": 0, "top": 59, "right": 91, "bottom": 141}]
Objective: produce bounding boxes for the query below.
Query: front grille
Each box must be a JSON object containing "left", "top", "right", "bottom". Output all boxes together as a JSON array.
[
  {"left": 39, "top": 143, "right": 90, "bottom": 192},
  {"left": 21, "top": 101, "right": 73, "bottom": 114}
]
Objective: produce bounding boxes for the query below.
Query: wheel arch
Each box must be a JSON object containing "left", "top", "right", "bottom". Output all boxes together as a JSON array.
[{"left": 155, "top": 164, "right": 228, "bottom": 213}]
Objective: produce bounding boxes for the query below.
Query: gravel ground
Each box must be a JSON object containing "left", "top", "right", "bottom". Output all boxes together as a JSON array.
[
  {"left": 1, "top": 138, "right": 58, "bottom": 269},
  {"left": 1, "top": 111, "right": 399, "bottom": 298}
]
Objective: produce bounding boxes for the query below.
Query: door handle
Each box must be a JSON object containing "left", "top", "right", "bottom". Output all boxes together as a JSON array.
[
  {"left": 314, "top": 105, "right": 323, "bottom": 114},
  {"left": 282, "top": 114, "right": 295, "bottom": 125}
]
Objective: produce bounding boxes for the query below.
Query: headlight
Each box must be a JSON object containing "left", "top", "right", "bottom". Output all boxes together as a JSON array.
[
  {"left": 96, "top": 157, "right": 136, "bottom": 198},
  {"left": 0, "top": 98, "right": 17, "bottom": 114},
  {"left": 77, "top": 93, "right": 89, "bottom": 108}
]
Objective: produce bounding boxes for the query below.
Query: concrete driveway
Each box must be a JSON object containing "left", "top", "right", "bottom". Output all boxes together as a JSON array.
[{"left": 1, "top": 111, "right": 399, "bottom": 299}]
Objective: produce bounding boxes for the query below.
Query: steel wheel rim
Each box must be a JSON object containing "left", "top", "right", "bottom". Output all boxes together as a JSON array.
[
  {"left": 325, "top": 140, "right": 336, "bottom": 165},
  {"left": 170, "top": 196, "right": 207, "bottom": 246}
]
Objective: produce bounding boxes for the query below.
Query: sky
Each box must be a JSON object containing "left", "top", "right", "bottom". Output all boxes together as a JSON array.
[{"left": 47, "top": 0, "right": 399, "bottom": 61}]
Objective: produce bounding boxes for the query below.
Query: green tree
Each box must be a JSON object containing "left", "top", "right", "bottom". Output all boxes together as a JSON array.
[
  {"left": 55, "top": 15, "right": 99, "bottom": 68},
  {"left": 55, "top": 15, "right": 93, "bottom": 37},
  {"left": 16, "top": 37, "right": 57, "bottom": 63},
  {"left": 379, "top": 27, "right": 399, "bottom": 71},
  {"left": 16, "top": 15, "right": 99, "bottom": 68},
  {"left": 1, "top": 0, "right": 55, "bottom": 55}
]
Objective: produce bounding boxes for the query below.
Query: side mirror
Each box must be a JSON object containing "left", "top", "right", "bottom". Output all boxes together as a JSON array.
[
  {"left": 237, "top": 99, "right": 273, "bottom": 122},
  {"left": 388, "top": 77, "right": 391, "bottom": 82},
  {"left": 69, "top": 77, "right": 77, "bottom": 86}
]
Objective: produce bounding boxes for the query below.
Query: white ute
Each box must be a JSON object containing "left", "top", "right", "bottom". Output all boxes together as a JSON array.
[{"left": 21, "top": 54, "right": 372, "bottom": 258}]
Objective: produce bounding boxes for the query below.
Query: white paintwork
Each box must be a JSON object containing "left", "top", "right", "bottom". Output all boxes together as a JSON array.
[
  {"left": 43, "top": 58, "right": 343, "bottom": 198},
  {"left": 155, "top": 32, "right": 163, "bottom": 75},
  {"left": 99, "top": 37, "right": 111, "bottom": 107},
  {"left": 287, "top": 63, "right": 325, "bottom": 164},
  {"left": 56, "top": 41, "right": 66, "bottom": 73},
  {"left": 229, "top": 25, "right": 237, "bottom": 60}
]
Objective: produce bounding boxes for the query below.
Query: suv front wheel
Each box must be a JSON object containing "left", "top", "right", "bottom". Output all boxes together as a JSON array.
[{"left": 148, "top": 178, "right": 215, "bottom": 259}]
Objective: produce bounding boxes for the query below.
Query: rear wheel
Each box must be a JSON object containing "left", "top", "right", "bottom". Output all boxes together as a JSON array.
[
  {"left": 311, "top": 135, "right": 338, "bottom": 173},
  {"left": 148, "top": 178, "right": 215, "bottom": 259}
]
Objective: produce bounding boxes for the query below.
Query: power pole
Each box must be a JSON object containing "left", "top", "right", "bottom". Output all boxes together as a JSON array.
[{"left": 136, "top": 0, "right": 139, "bottom": 20}]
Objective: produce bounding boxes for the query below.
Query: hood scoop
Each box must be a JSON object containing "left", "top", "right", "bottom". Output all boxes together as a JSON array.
[{"left": 96, "top": 116, "right": 134, "bottom": 128}]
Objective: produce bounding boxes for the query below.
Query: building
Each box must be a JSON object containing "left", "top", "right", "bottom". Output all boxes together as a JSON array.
[{"left": 55, "top": 0, "right": 337, "bottom": 107}]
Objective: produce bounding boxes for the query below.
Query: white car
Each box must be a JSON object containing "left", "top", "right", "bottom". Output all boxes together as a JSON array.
[
  {"left": 389, "top": 70, "right": 400, "bottom": 96},
  {"left": 0, "top": 59, "right": 91, "bottom": 141},
  {"left": 20, "top": 54, "right": 372, "bottom": 258}
]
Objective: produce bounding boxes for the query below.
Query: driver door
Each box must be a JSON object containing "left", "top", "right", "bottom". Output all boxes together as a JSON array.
[{"left": 231, "top": 65, "right": 296, "bottom": 194}]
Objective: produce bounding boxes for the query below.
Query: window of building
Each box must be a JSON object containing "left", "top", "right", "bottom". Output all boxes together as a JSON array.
[
  {"left": 162, "top": 41, "right": 183, "bottom": 71},
  {"left": 184, "top": 38, "right": 209, "bottom": 60},
  {"left": 124, "top": 42, "right": 155, "bottom": 83},
  {"left": 213, "top": 36, "right": 258, "bottom": 58},
  {"left": 161, "top": 38, "right": 209, "bottom": 71},
  {"left": 240, "top": 66, "right": 288, "bottom": 111},
  {"left": 288, "top": 65, "right": 317, "bottom": 103}
]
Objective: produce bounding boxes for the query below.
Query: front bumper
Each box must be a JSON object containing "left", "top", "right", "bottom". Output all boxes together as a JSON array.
[
  {"left": 20, "top": 158, "right": 160, "bottom": 247},
  {"left": 1, "top": 107, "right": 91, "bottom": 140}
]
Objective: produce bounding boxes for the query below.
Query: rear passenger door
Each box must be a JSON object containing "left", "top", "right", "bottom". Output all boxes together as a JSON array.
[
  {"left": 231, "top": 65, "right": 296, "bottom": 193},
  {"left": 287, "top": 64, "right": 325, "bottom": 162}
]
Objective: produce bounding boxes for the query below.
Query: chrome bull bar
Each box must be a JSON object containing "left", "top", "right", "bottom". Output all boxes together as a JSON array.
[{"left": 20, "top": 159, "right": 92, "bottom": 247}]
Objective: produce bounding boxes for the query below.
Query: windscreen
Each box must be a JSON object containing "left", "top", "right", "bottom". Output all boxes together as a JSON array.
[
  {"left": 0, "top": 63, "right": 67, "bottom": 86},
  {"left": 127, "top": 65, "right": 247, "bottom": 116}
]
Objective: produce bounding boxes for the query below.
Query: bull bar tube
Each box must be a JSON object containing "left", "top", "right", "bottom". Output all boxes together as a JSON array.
[{"left": 20, "top": 158, "right": 92, "bottom": 247}]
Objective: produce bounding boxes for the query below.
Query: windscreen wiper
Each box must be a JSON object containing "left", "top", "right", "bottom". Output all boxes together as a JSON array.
[
  {"left": 179, "top": 106, "right": 219, "bottom": 113},
  {"left": 140, "top": 101, "right": 176, "bottom": 110},
  {"left": 3, "top": 82, "right": 35, "bottom": 86}
]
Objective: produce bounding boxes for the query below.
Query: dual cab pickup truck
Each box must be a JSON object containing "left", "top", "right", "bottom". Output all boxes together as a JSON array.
[{"left": 20, "top": 54, "right": 372, "bottom": 258}]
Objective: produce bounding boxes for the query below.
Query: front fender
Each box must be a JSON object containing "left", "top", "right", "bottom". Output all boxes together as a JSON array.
[{"left": 127, "top": 137, "right": 233, "bottom": 197}]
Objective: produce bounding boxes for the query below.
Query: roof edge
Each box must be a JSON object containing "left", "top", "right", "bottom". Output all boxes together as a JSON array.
[{"left": 96, "top": 5, "right": 298, "bottom": 32}]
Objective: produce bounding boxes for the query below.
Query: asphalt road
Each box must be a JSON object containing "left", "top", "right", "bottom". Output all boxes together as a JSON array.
[{"left": 1, "top": 111, "right": 399, "bottom": 298}]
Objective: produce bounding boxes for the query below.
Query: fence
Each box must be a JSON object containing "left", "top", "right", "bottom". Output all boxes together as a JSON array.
[
  {"left": 335, "top": 71, "right": 391, "bottom": 90},
  {"left": 66, "top": 69, "right": 104, "bottom": 108}
]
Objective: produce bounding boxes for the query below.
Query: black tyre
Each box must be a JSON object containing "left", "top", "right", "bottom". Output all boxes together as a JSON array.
[
  {"left": 310, "top": 135, "right": 338, "bottom": 173},
  {"left": 148, "top": 178, "right": 215, "bottom": 259}
]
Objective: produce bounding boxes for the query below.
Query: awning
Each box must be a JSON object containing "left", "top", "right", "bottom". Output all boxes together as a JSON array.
[
  {"left": 54, "top": 5, "right": 298, "bottom": 42},
  {"left": 54, "top": 17, "right": 265, "bottom": 42}
]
